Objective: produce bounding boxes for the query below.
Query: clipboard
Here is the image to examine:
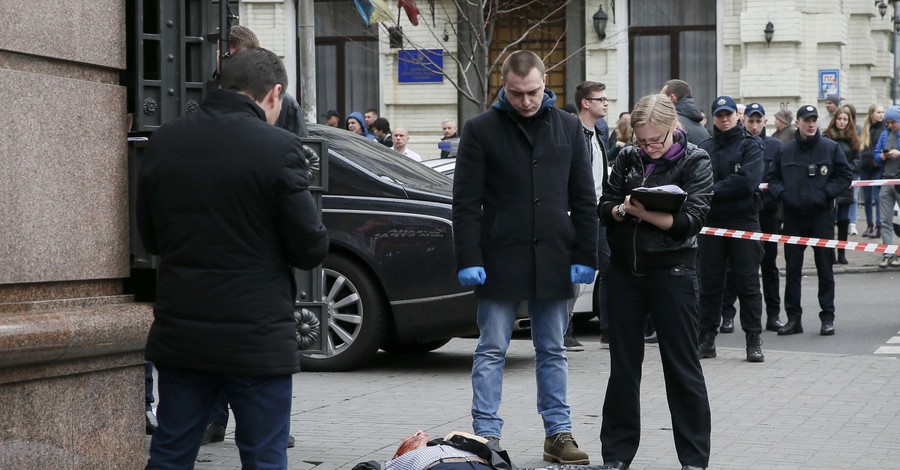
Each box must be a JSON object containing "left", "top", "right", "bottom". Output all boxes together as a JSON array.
[{"left": 630, "top": 185, "right": 687, "bottom": 213}]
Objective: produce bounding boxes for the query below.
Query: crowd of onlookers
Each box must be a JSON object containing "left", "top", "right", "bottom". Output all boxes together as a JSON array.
[{"left": 320, "top": 107, "right": 459, "bottom": 163}]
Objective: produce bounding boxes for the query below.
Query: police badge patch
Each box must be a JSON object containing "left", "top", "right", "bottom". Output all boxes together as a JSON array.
[
  {"left": 820, "top": 165, "right": 829, "bottom": 176},
  {"left": 734, "top": 163, "right": 742, "bottom": 173}
]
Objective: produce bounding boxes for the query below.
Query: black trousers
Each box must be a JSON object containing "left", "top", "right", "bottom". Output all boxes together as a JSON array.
[
  {"left": 783, "top": 210, "right": 835, "bottom": 322},
  {"left": 601, "top": 264, "right": 711, "bottom": 468},
  {"left": 722, "top": 210, "right": 782, "bottom": 321},
  {"left": 698, "top": 229, "right": 764, "bottom": 334}
]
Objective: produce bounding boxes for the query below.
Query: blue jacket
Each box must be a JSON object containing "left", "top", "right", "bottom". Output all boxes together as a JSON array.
[{"left": 347, "top": 111, "right": 377, "bottom": 140}]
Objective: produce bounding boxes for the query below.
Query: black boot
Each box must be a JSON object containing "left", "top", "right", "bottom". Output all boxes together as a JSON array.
[
  {"left": 698, "top": 331, "right": 717, "bottom": 359},
  {"left": 766, "top": 316, "right": 784, "bottom": 331},
  {"left": 719, "top": 316, "right": 735, "bottom": 333},
  {"left": 746, "top": 332, "right": 764, "bottom": 362},
  {"left": 875, "top": 224, "right": 881, "bottom": 239},
  {"left": 837, "top": 249, "right": 848, "bottom": 264},
  {"left": 862, "top": 223, "right": 874, "bottom": 238}
]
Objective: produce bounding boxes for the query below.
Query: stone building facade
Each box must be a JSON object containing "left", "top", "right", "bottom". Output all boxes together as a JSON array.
[{"left": 247, "top": 0, "right": 896, "bottom": 160}]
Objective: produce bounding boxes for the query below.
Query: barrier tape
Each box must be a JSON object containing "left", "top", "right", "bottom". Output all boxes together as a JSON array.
[
  {"left": 700, "top": 227, "right": 900, "bottom": 255},
  {"left": 758, "top": 179, "right": 900, "bottom": 190}
]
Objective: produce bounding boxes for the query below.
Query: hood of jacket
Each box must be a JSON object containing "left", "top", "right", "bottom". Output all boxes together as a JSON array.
[
  {"left": 675, "top": 96, "right": 705, "bottom": 123},
  {"left": 347, "top": 111, "right": 372, "bottom": 136},
  {"left": 492, "top": 87, "right": 558, "bottom": 116}
]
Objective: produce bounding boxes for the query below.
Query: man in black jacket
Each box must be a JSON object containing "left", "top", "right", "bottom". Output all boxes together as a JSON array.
[
  {"left": 767, "top": 105, "right": 853, "bottom": 336},
  {"left": 697, "top": 96, "right": 766, "bottom": 363},
  {"left": 452, "top": 50, "right": 597, "bottom": 465},
  {"left": 720, "top": 103, "right": 785, "bottom": 333},
  {"left": 661, "top": 79, "right": 710, "bottom": 145},
  {"left": 138, "top": 48, "right": 329, "bottom": 469}
]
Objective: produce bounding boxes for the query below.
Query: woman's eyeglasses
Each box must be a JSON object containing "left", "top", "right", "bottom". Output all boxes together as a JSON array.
[{"left": 637, "top": 131, "right": 670, "bottom": 150}]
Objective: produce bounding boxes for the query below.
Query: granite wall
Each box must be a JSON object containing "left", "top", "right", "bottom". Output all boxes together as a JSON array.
[{"left": 0, "top": 1, "right": 152, "bottom": 468}]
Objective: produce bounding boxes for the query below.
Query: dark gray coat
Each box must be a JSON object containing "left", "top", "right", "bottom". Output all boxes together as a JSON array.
[
  {"left": 137, "top": 90, "right": 329, "bottom": 376},
  {"left": 453, "top": 98, "right": 598, "bottom": 300}
]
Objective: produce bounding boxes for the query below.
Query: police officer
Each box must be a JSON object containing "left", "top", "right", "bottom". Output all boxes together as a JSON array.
[
  {"left": 697, "top": 96, "right": 766, "bottom": 362},
  {"left": 720, "top": 103, "right": 786, "bottom": 333},
  {"left": 767, "top": 105, "right": 853, "bottom": 336}
]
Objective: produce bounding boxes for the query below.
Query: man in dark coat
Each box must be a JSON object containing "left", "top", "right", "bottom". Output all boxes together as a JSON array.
[
  {"left": 720, "top": 103, "right": 785, "bottom": 333},
  {"left": 662, "top": 79, "right": 710, "bottom": 145},
  {"left": 767, "top": 105, "right": 853, "bottom": 336},
  {"left": 138, "top": 48, "right": 329, "bottom": 469},
  {"left": 696, "top": 96, "right": 766, "bottom": 363},
  {"left": 452, "top": 50, "right": 598, "bottom": 465}
]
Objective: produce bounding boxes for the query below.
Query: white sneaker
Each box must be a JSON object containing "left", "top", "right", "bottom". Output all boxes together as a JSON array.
[{"left": 849, "top": 223, "right": 858, "bottom": 236}]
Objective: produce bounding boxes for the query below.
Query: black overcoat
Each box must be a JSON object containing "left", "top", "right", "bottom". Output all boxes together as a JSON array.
[
  {"left": 137, "top": 90, "right": 329, "bottom": 375},
  {"left": 452, "top": 105, "right": 598, "bottom": 300}
]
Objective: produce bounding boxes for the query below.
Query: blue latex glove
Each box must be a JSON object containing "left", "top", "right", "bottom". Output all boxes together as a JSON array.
[
  {"left": 571, "top": 264, "right": 596, "bottom": 284},
  {"left": 458, "top": 266, "right": 487, "bottom": 286}
]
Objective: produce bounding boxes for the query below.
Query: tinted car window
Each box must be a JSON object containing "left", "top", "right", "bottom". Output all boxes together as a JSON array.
[{"left": 308, "top": 124, "right": 451, "bottom": 197}]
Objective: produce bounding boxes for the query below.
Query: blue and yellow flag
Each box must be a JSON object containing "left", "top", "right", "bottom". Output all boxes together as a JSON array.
[{"left": 353, "top": 0, "right": 393, "bottom": 26}]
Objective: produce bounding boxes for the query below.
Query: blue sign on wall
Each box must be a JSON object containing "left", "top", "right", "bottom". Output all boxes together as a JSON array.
[
  {"left": 818, "top": 69, "right": 840, "bottom": 100},
  {"left": 398, "top": 49, "right": 444, "bottom": 83}
]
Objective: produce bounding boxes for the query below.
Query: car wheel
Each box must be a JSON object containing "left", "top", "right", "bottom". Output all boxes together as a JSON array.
[
  {"left": 299, "top": 254, "right": 387, "bottom": 372},
  {"left": 380, "top": 338, "right": 451, "bottom": 354}
]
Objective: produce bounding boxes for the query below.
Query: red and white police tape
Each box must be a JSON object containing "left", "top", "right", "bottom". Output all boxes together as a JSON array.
[
  {"left": 758, "top": 178, "right": 900, "bottom": 190},
  {"left": 700, "top": 227, "right": 900, "bottom": 255}
]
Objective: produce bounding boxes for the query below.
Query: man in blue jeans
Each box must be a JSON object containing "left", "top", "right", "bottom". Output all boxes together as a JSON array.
[
  {"left": 138, "top": 48, "right": 328, "bottom": 469},
  {"left": 452, "top": 50, "right": 598, "bottom": 465}
]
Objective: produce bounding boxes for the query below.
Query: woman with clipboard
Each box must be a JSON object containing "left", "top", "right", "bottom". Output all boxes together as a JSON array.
[{"left": 596, "top": 94, "right": 714, "bottom": 470}]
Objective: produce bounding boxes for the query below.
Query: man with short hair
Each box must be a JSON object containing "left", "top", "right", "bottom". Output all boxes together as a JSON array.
[
  {"left": 767, "top": 105, "right": 853, "bottom": 336},
  {"left": 392, "top": 127, "right": 422, "bottom": 161},
  {"left": 819, "top": 95, "right": 840, "bottom": 132},
  {"left": 572, "top": 80, "right": 611, "bottom": 350},
  {"left": 453, "top": 49, "right": 597, "bottom": 465},
  {"left": 772, "top": 109, "right": 795, "bottom": 144},
  {"left": 139, "top": 47, "right": 329, "bottom": 469},
  {"left": 696, "top": 96, "right": 766, "bottom": 363},
  {"left": 365, "top": 108, "right": 380, "bottom": 128},
  {"left": 661, "top": 79, "right": 710, "bottom": 145},
  {"left": 718, "top": 103, "right": 785, "bottom": 332},
  {"left": 323, "top": 109, "right": 341, "bottom": 127},
  {"left": 440, "top": 119, "right": 459, "bottom": 158}
]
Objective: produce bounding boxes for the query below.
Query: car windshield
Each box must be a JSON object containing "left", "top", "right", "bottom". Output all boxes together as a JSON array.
[{"left": 309, "top": 124, "right": 451, "bottom": 195}]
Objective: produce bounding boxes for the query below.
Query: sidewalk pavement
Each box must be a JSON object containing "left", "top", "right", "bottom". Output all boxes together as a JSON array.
[{"left": 182, "top": 336, "right": 900, "bottom": 470}]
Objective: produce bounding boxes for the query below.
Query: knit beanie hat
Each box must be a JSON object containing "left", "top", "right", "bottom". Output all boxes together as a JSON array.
[{"left": 885, "top": 106, "right": 900, "bottom": 123}]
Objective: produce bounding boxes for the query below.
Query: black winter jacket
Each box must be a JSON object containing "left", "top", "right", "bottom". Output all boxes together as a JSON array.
[
  {"left": 825, "top": 135, "right": 860, "bottom": 205},
  {"left": 674, "top": 96, "right": 711, "bottom": 145},
  {"left": 453, "top": 89, "right": 598, "bottom": 300},
  {"left": 757, "top": 129, "right": 784, "bottom": 213},
  {"left": 860, "top": 120, "right": 885, "bottom": 172},
  {"left": 599, "top": 131, "right": 714, "bottom": 274},
  {"left": 767, "top": 131, "right": 854, "bottom": 216},
  {"left": 699, "top": 124, "right": 764, "bottom": 227},
  {"left": 137, "top": 90, "right": 329, "bottom": 375}
]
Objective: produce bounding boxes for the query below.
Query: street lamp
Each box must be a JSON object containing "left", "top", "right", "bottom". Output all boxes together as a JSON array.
[
  {"left": 593, "top": 5, "right": 609, "bottom": 41},
  {"left": 894, "top": 15, "right": 900, "bottom": 33},
  {"left": 764, "top": 21, "right": 774, "bottom": 45},
  {"left": 877, "top": 0, "right": 888, "bottom": 18}
]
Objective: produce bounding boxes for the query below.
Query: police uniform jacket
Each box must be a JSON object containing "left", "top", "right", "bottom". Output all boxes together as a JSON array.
[
  {"left": 698, "top": 124, "right": 764, "bottom": 228},
  {"left": 137, "top": 90, "right": 330, "bottom": 376},
  {"left": 598, "top": 130, "right": 714, "bottom": 274},
  {"left": 757, "top": 129, "right": 784, "bottom": 213},
  {"left": 453, "top": 88, "right": 598, "bottom": 300},
  {"left": 767, "top": 130, "right": 854, "bottom": 216}
]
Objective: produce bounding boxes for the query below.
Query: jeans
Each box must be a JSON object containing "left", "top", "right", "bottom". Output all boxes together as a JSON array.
[
  {"left": 471, "top": 298, "right": 570, "bottom": 438},
  {"left": 880, "top": 185, "right": 900, "bottom": 249},
  {"left": 146, "top": 368, "right": 292, "bottom": 470},
  {"left": 860, "top": 168, "right": 882, "bottom": 226}
]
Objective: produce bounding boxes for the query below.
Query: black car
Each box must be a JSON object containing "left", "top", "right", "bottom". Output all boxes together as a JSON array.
[{"left": 302, "top": 124, "right": 477, "bottom": 371}]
